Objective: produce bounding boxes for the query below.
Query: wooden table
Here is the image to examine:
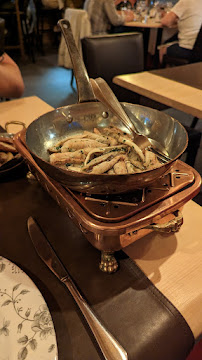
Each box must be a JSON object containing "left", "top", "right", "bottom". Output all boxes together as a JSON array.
[
  {"left": 0, "top": 96, "right": 53, "bottom": 133},
  {"left": 0, "top": 96, "right": 201, "bottom": 357},
  {"left": 126, "top": 18, "right": 162, "bottom": 29},
  {"left": 113, "top": 62, "right": 202, "bottom": 119}
]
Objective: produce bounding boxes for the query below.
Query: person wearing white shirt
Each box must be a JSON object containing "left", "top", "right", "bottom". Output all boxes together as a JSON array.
[{"left": 159, "top": 0, "right": 202, "bottom": 63}]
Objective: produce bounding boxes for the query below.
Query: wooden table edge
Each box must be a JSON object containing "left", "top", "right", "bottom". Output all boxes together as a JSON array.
[{"left": 113, "top": 73, "right": 202, "bottom": 119}]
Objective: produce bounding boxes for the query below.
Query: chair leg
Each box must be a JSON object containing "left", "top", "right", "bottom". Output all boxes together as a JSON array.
[
  {"left": 15, "top": 0, "right": 26, "bottom": 61},
  {"left": 36, "top": 9, "right": 44, "bottom": 55},
  {"left": 185, "top": 145, "right": 199, "bottom": 167},
  {"left": 21, "top": 17, "right": 35, "bottom": 63},
  {"left": 70, "top": 69, "right": 74, "bottom": 89},
  {"left": 190, "top": 116, "right": 199, "bottom": 128},
  {"left": 184, "top": 126, "right": 201, "bottom": 167}
]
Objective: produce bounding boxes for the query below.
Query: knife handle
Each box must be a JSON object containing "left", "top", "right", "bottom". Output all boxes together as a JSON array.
[{"left": 62, "top": 276, "right": 128, "bottom": 360}]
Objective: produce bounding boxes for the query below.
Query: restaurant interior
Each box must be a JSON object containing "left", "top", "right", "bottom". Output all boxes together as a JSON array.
[{"left": 0, "top": 1, "right": 202, "bottom": 360}]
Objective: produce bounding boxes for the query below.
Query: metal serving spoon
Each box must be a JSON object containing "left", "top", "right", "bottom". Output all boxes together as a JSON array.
[{"left": 90, "top": 77, "right": 171, "bottom": 163}]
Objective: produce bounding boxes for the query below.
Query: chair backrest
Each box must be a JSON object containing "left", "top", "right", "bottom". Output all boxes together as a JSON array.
[
  {"left": 191, "top": 25, "right": 202, "bottom": 63},
  {"left": 58, "top": 8, "right": 92, "bottom": 69},
  {"left": 0, "top": 18, "right": 5, "bottom": 53},
  {"left": 81, "top": 32, "right": 144, "bottom": 103}
]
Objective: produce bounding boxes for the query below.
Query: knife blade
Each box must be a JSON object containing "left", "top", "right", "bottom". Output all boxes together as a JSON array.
[{"left": 27, "top": 216, "right": 128, "bottom": 360}]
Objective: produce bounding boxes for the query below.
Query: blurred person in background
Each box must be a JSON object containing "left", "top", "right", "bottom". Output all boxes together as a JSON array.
[
  {"left": 41, "top": 0, "right": 85, "bottom": 8},
  {"left": 0, "top": 13, "right": 24, "bottom": 99},
  {"left": 115, "top": 0, "right": 136, "bottom": 10},
  {"left": 159, "top": 0, "right": 202, "bottom": 63},
  {"left": 84, "top": 0, "right": 134, "bottom": 34},
  {"left": 0, "top": 51, "right": 24, "bottom": 98},
  {"left": 41, "top": 0, "right": 61, "bottom": 7}
]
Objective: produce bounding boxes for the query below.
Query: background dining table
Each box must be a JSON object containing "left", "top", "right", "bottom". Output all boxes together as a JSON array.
[
  {"left": 113, "top": 62, "right": 202, "bottom": 119},
  {"left": 0, "top": 96, "right": 202, "bottom": 360}
]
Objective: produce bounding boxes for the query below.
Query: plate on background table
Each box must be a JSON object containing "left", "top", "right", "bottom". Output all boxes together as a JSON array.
[
  {"left": 0, "top": 128, "right": 27, "bottom": 181},
  {"left": 0, "top": 256, "right": 58, "bottom": 360}
]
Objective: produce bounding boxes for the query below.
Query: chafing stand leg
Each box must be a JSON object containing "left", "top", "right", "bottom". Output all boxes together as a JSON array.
[
  {"left": 26, "top": 169, "right": 37, "bottom": 183},
  {"left": 99, "top": 251, "right": 118, "bottom": 273}
]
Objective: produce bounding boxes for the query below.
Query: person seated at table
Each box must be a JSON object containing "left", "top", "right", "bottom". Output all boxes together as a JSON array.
[
  {"left": 41, "top": 0, "right": 85, "bottom": 8},
  {"left": 159, "top": 0, "right": 202, "bottom": 64},
  {"left": 83, "top": 0, "right": 134, "bottom": 34},
  {"left": 115, "top": 0, "right": 136, "bottom": 10},
  {"left": 0, "top": 52, "right": 24, "bottom": 99}
]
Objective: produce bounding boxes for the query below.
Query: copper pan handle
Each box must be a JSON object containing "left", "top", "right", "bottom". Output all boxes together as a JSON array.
[
  {"left": 58, "top": 19, "right": 96, "bottom": 104},
  {"left": 143, "top": 210, "right": 183, "bottom": 233},
  {"left": 5, "top": 121, "right": 26, "bottom": 133}
]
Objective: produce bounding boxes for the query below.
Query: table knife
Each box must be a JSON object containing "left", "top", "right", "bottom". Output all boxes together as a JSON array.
[{"left": 27, "top": 216, "right": 128, "bottom": 360}]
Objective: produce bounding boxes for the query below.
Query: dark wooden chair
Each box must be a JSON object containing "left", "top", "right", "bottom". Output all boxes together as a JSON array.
[
  {"left": 0, "top": 0, "right": 36, "bottom": 62},
  {"left": 0, "top": 17, "right": 5, "bottom": 53},
  {"left": 34, "top": 0, "right": 62, "bottom": 55},
  {"left": 0, "top": 17, "right": 7, "bottom": 103},
  {"left": 0, "top": 0, "right": 25, "bottom": 60}
]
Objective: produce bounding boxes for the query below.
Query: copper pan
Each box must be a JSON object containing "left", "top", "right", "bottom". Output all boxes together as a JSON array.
[{"left": 25, "top": 20, "right": 188, "bottom": 195}]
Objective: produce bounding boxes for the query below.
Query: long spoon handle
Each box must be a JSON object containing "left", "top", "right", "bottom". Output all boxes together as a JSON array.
[
  {"left": 90, "top": 78, "right": 139, "bottom": 137},
  {"left": 90, "top": 78, "right": 171, "bottom": 160}
]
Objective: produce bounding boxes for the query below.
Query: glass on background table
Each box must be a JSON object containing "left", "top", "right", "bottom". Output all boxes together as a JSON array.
[{"left": 133, "top": 0, "right": 174, "bottom": 24}]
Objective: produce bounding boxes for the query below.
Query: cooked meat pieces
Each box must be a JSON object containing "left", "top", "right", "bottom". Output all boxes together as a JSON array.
[
  {"left": 0, "top": 141, "right": 17, "bottom": 153},
  {"left": 48, "top": 126, "right": 161, "bottom": 175},
  {"left": 0, "top": 152, "right": 14, "bottom": 166}
]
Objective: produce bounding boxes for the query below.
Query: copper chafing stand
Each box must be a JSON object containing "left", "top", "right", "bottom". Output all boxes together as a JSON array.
[{"left": 14, "top": 131, "right": 201, "bottom": 274}]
